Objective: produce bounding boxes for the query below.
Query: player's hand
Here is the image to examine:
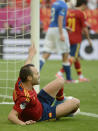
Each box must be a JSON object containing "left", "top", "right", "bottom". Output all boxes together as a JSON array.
[
  {"left": 66, "top": 27, "right": 73, "bottom": 32},
  {"left": 24, "top": 43, "right": 37, "bottom": 65},
  {"left": 29, "top": 43, "right": 37, "bottom": 57},
  {"left": 60, "top": 34, "right": 65, "bottom": 41},
  {"left": 25, "top": 120, "right": 36, "bottom": 125}
]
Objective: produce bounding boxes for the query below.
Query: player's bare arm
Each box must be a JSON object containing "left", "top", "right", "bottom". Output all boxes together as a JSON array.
[
  {"left": 83, "top": 27, "right": 93, "bottom": 46},
  {"left": 58, "top": 15, "right": 65, "bottom": 41},
  {"left": 8, "top": 109, "right": 36, "bottom": 125},
  {"left": 24, "top": 43, "right": 37, "bottom": 66}
]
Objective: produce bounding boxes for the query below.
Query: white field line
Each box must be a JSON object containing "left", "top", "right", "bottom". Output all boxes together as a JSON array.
[
  {"left": 0, "top": 102, "right": 14, "bottom": 104},
  {"left": 79, "top": 112, "right": 98, "bottom": 118}
]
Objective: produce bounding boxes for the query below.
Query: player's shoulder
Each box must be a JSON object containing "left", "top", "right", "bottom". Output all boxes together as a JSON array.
[
  {"left": 75, "top": 9, "right": 85, "bottom": 17},
  {"left": 67, "top": 9, "right": 77, "bottom": 17},
  {"left": 78, "top": 9, "right": 84, "bottom": 15},
  {"left": 15, "top": 78, "right": 23, "bottom": 89},
  {"left": 71, "top": 9, "right": 85, "bottom": 18},
  {"left": 69, "top": 9, "right": 83, "bottom": 14},
  {"left": 67, "top": 9, "right": 74, "bottom": 14},
  {"left": 13, "top": 78, "right": 24, "bottom": 101},
  {"left": 15, "top": 77, "right": 24, "bottom": 95},
  {"left": 59, "top": 0, "right": 67, "bottom": 8}
]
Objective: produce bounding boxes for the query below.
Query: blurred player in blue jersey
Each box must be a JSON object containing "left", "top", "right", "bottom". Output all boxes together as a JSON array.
[{"left": 40, "top": 0, "right": 74, "bottom": 82}]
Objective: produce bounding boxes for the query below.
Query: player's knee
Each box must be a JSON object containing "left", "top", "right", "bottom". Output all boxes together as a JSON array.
[
  {"left": 8, "top": 113, "right": 11, "bottom": 121},
  {"left": 57, "top": 77, "right": 65, "bottom": 86},
  {"left": 72, "top": 98, "right": 80, "bottom": 108}
]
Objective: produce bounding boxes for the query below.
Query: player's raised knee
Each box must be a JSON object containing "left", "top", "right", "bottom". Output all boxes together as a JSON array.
[
  {"left": 56, "top": 77, "right": 65, "bottom": 86},
  {"left": 72, "top": 98, "right": 80, "bottom": 108}
]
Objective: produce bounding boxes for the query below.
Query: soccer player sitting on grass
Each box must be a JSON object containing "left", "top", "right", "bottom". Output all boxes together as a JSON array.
[{"left": 8, "top": 44, "right": 80, "bottom": 125}]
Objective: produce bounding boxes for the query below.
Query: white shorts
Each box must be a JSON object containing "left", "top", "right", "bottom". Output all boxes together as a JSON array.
[{"left": 43, "top": 28, "right": 70, "bottom": 54}]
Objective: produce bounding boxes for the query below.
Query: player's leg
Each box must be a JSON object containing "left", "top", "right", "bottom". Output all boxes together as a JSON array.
[
  {"left": 54, "top": 86, "right": 66, "bottom": 106},
  {"left": 62, "top": 29, "right": 72, "bottom": 81},
  {"left": 41, "top": 77, "right": 80, "bottom": 119},
  {"left": 62, "top": 52, "right": 72, "bottom": 81},
  {"left": 56, "top": 87, "right": 64, "bottom": 101},
  {"left": 72, "top": 44, "right": 82, "bottom": 78},
  {"left": 56, "top": 56, "right": 74, "bottom": 79},
  {"left": 56, "top": 97, "right": 80, "bottom": 118},
  {"left": 40, "top": 28, "right": 56, "bottom": 70},
  {"left": 57, "top": 29, "right": 72, "bottom": 81},
  {"left": 74, "top": 57, "right": 82, "bottom": 78},
  {"left": 43, "top": 77, "right": 65, "bottom": 98},
  {"left": 56, "top": 44, "right": 78, "bottom": 83},
  {"left": 43, "top": 77, "right": 66, "bottom": 108},
  {"left": 74, "top": 58, "right": 89, "bottom": 82},
  {"left": 70, "top": 44, "right": 87, "bottom": 82},
  {"left": 73, "top": 44, "right": 89, "bottom": 82},
  {"left": 40, "top": 52, "right": 51, "bottom": 70},
  {"left": 56, "top": 44, "right": 76, "bottom": 77}
]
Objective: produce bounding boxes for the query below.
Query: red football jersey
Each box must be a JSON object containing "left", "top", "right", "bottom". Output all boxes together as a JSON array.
[
  {"left": 13, "top": 78, "right": 43, "bottom": 122},
  {"left": 66, "top": 9, "right": 86, "bottom": 44}
]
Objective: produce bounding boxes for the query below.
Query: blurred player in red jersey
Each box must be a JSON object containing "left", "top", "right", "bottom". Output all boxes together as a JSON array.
[
  {"left": 8, "top": 43, "right": 80, "bottom": 125},
  {"left": 56, "top": 0, "right": 93, "bottom": 83}
]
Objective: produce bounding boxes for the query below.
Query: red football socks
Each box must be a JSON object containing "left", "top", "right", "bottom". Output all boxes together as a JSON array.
[
  {"left": 56, "top": 88, "right": 64, "bottom": 101},
  {"left": 74, "top": 60, "right": 82, "bottom": 75}
]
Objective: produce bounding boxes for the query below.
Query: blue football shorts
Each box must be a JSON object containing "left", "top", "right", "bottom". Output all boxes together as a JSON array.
[
  {"left": 37, "top": 89, "right": 56, "bottom": 121},
  {"left": 70, "top": 44, "right": 80, "bottom": 57}
]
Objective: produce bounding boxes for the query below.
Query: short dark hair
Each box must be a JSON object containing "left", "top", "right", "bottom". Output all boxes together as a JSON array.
[
  {"left": 19, "top": 64, "right": 35, "bottom": 82},
  {"left": 76, "top": 0, "right": 88, "bottom": 7}
]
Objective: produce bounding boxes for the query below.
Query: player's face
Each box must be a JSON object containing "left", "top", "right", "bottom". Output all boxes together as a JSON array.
[{"left": 30, "top": 67, "right": 40, "bottom": 85}]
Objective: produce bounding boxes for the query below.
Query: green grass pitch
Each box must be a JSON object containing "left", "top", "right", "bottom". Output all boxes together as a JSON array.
[{"left": 0, "top": 60, "right": 98, "bottom": 131}]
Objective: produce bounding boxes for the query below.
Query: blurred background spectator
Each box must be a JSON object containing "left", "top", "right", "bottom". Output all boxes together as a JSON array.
[
  {"left": 0, "top": 0, "right": 31, "bottom": 34},
  {"left": 0, "top": 0, "right": 7, "bottom": 8},
  {"left": 0, "top": 0, "right": 98, "bottom": 35},
  {"left": 88, "top": 0, "right": 98, "bottom": 10}
]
